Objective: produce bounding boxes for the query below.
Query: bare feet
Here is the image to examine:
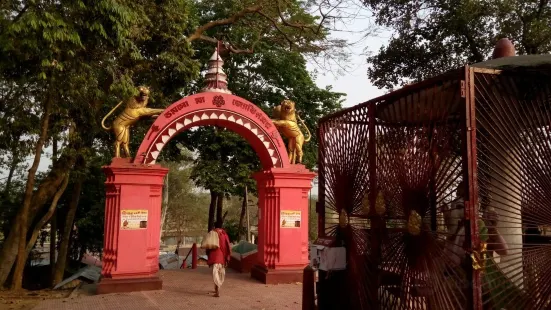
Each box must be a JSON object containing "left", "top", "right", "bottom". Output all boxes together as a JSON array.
[{"left": 214, "top": 285, "right": 220, "bottom": 297}]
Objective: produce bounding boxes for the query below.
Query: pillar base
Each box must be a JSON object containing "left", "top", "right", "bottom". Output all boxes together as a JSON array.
[
  {"left": 97, "top": 276, "right": 162, "bottom": 294},
  {"left": 251, "top": 265, "right": 305, "bottom": 284}
]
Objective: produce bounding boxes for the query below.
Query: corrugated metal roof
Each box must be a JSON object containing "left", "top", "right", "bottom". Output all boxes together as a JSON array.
[{"left": 472, "top": 55, "right": 551, "bottom": 71}]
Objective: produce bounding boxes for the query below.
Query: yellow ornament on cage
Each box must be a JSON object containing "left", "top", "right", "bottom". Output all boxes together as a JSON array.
[
  {"left": 339, "top": 209, "right": 349, "bottom": 228},
  {"left": 361, "top": 191, "right": 370, "bottom": 214},
  {"left": 375, "top": 191, "right": 386, "bottom": 216},
  {"left": 407, "top": 210, "right": 422, "bottom": 236}
]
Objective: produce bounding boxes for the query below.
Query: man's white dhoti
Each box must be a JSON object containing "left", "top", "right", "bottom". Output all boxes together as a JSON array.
[{"left": 213, "top": 263, "right": 226, "bottom": 288}]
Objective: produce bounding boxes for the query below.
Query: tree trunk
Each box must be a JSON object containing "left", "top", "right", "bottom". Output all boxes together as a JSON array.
[
  {"left": 208, "top": 190, "right": 217, "bottom": 231},
  {"left": 0, "top": 231, "right": 18, "bottom": 288},
  {"left": 0, "top": 147, "right": 77, "bottom": 287},
  {"left": 50, "top": 136, "right": 59, "bottom": 280},
  {"left": 238, "top": 186, "right": 248, "bottom": 240},
  {"left": 11, "top": 95, "right": 53, "bottom": 290},
  {"left": 216, "top": 192, "right": 224, "bottom": 228},
  {"left": 52, "top": 173, "right": 84, "bottom": 286},
  {"left": 25, "top": 174, "right": 69, "bottom": 255},
  {"left": 0, "top": 131, "right": 79, "bottom": 287}
]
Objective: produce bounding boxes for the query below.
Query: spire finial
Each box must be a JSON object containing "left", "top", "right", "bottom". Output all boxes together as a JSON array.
[
  {"left": 492, "top": 38, "right": 516, "bottom": 59},
  {"left": 200, "top": 43, "right": 232, "bottom": 94}
]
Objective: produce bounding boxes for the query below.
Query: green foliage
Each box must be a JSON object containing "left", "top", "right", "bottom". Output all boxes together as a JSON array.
[
  {"left": 71, "top": 155, "right": 111, "bottom": 257},
  {"left": 222, "top": 220, "right": 240, "bottom": 243},
  {"left": 161, "top": 158, "right": 210, "bottom": 240},
  {"left": 181, "top": 128, "right": 258, "bottom": 196},
  {"left": 364, "top": 0, "right": 551, "bottom": 89},
  {"left": 309, "top": 196, "right": 318, "bottom": 241},
  {"left": 0, "top": 178, "right": 26, "bottom": 242}
]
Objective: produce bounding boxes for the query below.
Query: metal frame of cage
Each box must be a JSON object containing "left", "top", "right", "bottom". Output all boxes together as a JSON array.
[{"left": 317, "top": 62, "right": 551, "bottom": 310}]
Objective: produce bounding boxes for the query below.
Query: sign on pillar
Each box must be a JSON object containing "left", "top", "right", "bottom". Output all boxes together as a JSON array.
[
  {"left": 97, "top": 158, "right": 168, "bottom": 294},
  {"left": 252, "top": 164, "right": 316, "bottom": 284}
]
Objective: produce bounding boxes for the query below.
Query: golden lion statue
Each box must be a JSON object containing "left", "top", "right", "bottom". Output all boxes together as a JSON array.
[
  {"left": 271, "top": 99, "right": 311, "bottom": 164},
  {"left": 101, "top": 86, "right": 164, "bottom": 158}
]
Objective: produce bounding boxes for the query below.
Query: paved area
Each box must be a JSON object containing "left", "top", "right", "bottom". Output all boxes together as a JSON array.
[{"left": 32, "top": 268, "right": 302, "bottom": 310}]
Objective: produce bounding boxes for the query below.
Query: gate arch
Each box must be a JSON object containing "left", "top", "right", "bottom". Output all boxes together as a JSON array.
[
  {"left": 133, "top": 92, "right": 289, "bottom": 169},
  {"left": 99, "top": 49, "right": 314, "bottom": 293}
]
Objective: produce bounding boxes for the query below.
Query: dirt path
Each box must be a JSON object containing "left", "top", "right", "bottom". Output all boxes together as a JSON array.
[
  {"left": 0, "top": 289, "right": 72, "bottom": 310},
  {"left": 32, "top": 268, "right": 302, "bottom": 310}
]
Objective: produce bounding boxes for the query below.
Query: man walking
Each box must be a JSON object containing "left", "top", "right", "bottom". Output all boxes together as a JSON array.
[{"left": 206, "top": 221, "right": 231, "bottom": 297}]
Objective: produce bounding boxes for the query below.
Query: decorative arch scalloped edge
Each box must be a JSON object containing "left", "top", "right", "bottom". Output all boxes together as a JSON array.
[{"left": 133, "top": 93, "right": 289, "bottom": 169}]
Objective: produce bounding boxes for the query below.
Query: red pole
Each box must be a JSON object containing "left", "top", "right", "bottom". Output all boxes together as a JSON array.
[{"left": 192, "top": 243, "right": 198, "bottom": 269}]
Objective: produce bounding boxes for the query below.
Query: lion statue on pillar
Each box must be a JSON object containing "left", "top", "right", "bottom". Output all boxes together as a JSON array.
[
  {"left": 101, "top": 86, "right": 164, "bottom": 158},
  {"left": 271, "top": 99, "right": 311, "bottom": 164}
]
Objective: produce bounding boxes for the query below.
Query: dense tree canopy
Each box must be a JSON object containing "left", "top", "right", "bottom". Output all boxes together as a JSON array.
[{"left": 364, "top": 0, "right": 551, "bottom": 89}]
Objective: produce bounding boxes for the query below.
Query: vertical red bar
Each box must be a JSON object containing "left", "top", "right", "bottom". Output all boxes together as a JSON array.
[
  {"left": 317, "top": 124, "right": 325, "bottom": 237},
  {"left": 463, "top": 65, "right": 482, "bottom": 310},
  {"left": 192, "top": 243, "right": 198, "bottom": 269},
  {"left": 367, "top": 102, "right": 380, "bottom": 308},
  {"left": 368, "top": 102, "right": 377, "bottom": 216}
]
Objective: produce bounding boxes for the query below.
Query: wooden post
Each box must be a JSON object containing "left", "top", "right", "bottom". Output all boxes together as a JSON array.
[{"left": 302, "top": 265, "right": 316, "bottom": 310}]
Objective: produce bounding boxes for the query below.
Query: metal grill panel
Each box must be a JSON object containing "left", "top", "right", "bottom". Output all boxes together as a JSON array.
[
  {"left": 318, "top": 73, "right": 472, "bottom": 309},
  {"left": 375, "top": 79, "right": 468, "bottom": 310},
  {"left": 473, "top": 70, "right": 551, "bottom": 310},
  {"left": 318, "top": 65, "right": 551, "bottom": 310},
  {"left": 318, "top": 104, "right": 377, "bottom": 308}
]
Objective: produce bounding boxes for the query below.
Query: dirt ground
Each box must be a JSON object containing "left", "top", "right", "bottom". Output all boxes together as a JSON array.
[
  {"left": 0, "top": 289, "right": 72, "bottom": 310},
  {"left": 33, "top": 268, "right": 302, "bottom": 310}
]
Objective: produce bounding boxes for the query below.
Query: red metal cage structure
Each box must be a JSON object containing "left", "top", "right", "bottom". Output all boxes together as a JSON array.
[{"left": 316, "top": 55, "right": 551, "bottom": 309}]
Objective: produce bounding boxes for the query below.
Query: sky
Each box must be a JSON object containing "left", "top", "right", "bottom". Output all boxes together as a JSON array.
[
  {"left": 5, "top": 9, "right": 391, "bottom": 198},
  {"left": 307, "top": 15, "right": 388, "bottom": 108}
]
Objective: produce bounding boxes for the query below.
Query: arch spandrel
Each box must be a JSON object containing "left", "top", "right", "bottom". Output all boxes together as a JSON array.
[{"left": 134, "top": 92, "right": 289, "bottom": 169}]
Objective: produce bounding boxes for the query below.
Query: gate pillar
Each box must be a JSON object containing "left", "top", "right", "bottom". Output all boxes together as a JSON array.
[
  {"left": 97, "top": 158, "right": 168, "bottom": 294},
  {"left": 251, "top": 165, "right": 316, "bottom": 284}
]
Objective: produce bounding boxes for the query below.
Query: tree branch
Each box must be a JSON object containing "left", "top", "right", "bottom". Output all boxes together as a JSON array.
[
  {"left": 257, "top": 10, "right": 296, "bottom": 48},
  {"left": 275, "top": 0, "right": 325, "bottom": 35},
  {"left": 220, "top": 40, "right": 257, "bottom": 55},
  {"left": 187, "top": 5, "right": 263, "bottom": 42}
]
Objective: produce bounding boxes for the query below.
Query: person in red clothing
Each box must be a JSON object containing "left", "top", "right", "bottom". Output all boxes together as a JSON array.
[{"left": 206, "top": 221, "right": 231, "bottom": 297}]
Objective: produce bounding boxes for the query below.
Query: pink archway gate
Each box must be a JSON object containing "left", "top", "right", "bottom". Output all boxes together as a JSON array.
[
  {"left": 133, "top": 92, "right": 289, "bottom": 168},
  {"left": 98, "top": 92, "right": 315, "bottom": 294}
]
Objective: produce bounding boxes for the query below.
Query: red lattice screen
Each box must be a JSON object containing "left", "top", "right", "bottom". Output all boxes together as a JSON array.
[
  {"left": 473, "top": 69, "right": 551, "bottom": 310},
  {"left": 317, "top": 65, "right": 551, "bottom": 310},
  {"left": 318, "top": 103, "right": 376, "bottom": 308}
]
